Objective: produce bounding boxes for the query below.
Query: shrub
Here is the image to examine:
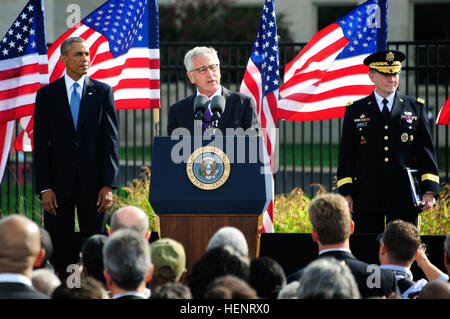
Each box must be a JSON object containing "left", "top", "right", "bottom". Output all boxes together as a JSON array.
[
  {"left": 109, "top": 166, "right": 157, "bottom": 231},
  {"left": 419, "top": 184, "right": 449, "bottom": 236},
  {"left": 274, "top": 183, "right": 450, "bottom": 236},
  {"left": 112, "top": 167, "right": 449, "bottom": 236},
  {"left": 273, "top": 184, "right": 327, "bottom": 233}
]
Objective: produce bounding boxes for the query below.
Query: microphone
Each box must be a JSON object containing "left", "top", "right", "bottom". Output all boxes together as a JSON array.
[
  {"left": 193, "top": 94, "right": 209, "bottom": 120},
  {"left": 210, "top": 95, "right": 226, "bottom": 128}
]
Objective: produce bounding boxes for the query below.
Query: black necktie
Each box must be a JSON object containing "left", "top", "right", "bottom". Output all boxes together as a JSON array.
[{"left": 382, "top": 98, "right": 390, "bottom": 121}]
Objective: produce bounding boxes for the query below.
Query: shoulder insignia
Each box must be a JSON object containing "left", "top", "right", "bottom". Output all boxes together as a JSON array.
[
  {"left": 346, "top": 101, "right": 353, "bottom": 106},
  {"left": 417, "top": 97, "right": 425, "bottom": 104}
]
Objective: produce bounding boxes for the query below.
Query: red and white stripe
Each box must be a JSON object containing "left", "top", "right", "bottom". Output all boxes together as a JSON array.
[
  {"left": 0, "top": 52, "right": 48, "bottom": 175},
  {"left": 278, "top": 23, "right": 374, "bottom": 121},
  {"left": 47, "top": 23, "right": 160, "bottom": 110},
  {"left": 0, "top": 121, "right": 15, "bottom": 182},
  {"left": 0, "top": 54, "right": 48, "bottom": 122},
  {"left": 436, "top": 97, "right": 450, "bottom": 125},
  {"left": 240, "top": 59, "right": 277, "bottom": 233}
]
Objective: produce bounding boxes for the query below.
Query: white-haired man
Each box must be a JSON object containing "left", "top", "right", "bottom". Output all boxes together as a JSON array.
[{"left": 167, "top": 46, "right": 260, "bottom": 136}]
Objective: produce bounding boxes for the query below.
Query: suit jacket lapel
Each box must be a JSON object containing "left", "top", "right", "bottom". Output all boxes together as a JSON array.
[
  {"left": 364, "top": 92, "right": 380, "bottom": 122},
  {"left": 55, "top": 78, "right": 76, "bottom": 131},
  {"left": 217, "top": 86, "right": 231, "bottom": 132},
  {"left": 76, "top": 77, "right": 95, "bottom": 132}
]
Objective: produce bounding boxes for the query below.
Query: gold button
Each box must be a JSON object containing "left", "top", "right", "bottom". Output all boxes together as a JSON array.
[
  {"left": 359, "top": 128, "right": 362, "bottom": 131},
  {"left": 384, "top": 147, "right": 388, "bottom": 151},
  {"left": 384, "top": 125, "right": 388, "bottom": 130},
  {"left": 409, "top": 126, "right": 412, "bottom": 129},
  {"left": 384, "top": 158, "right": 389, "bottom": 162},
  {"left": 384, "top": 136, "right": 388, "bottom": 140}
]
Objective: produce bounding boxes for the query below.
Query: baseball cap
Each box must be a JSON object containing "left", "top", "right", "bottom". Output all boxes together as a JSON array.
[{"left": 151, "top": 238, "right": 186, "bottom": 280}]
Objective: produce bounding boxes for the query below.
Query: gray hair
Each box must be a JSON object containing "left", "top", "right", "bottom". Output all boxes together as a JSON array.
[
  {"left": 31, "top": 268, "right": 61, "bottom": 297},
  {"left": 277, "top": 281, "right": 300, "bottom": 299},
  {"left": 207, "top": 226, "right": 249, "bottom": 257},
  {"left": 103, "top": 229, "right": 151, "bottom": 290},
  {"left": 60, "top": 37, "right": 86, "bottom": 55},
  {"left": 444, "top": 234, "right": 450, "bottom": 256},
  {"left": 296, "top": 257, "right": 361, "bottom": 299},
  {"left": 184, "top": 46, "right": 220, "bottom": 72}
]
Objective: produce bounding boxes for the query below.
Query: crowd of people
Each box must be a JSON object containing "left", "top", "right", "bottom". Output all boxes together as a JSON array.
[{"left": 0, "top": 194, "right": 449, "bottom": 300}]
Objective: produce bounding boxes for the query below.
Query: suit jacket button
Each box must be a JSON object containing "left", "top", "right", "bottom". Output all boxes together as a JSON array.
[
  {"left": 384, "top": 146, "right": 388, "bottom": 151},
  {"left": 384, "top": 125, "right": 388, "bottom": 130},
  {"left": 384, "top": 157, "right": 389, "bottom": 162},
  {"left": 384, "top": 136, "right": 388, "bottom": 140}
]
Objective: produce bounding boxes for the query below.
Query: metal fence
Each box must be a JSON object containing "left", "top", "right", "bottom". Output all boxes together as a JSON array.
[{"left": 1, "top": 41, "right": 449, "bottom": 222}]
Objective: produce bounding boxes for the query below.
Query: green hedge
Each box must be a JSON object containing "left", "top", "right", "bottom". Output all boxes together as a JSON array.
[{"left": 112, "top": 166, "right": 449, "bottom": 236}]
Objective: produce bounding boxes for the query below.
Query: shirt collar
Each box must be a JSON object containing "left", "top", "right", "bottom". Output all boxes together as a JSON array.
[
  {"left": 318, "top": 248, "right": 352, "bottom": 255},
  {"left": 112, "top": 288, "right": 150, "bottom": 299},
  {"left": 0, "top": 273, "right": 32, "bottom": 286},
  {"left": 380, "top": 264, "right": 414, "bottom": 281},
  {"left": 373, "top": 90, "right": 395, "bottom": 112},
  {"left": 196, "top": 86, "right": 222, "bottom": 108},
  {"left": 64, "top": 73, "right": 86, "bottom": 92}
]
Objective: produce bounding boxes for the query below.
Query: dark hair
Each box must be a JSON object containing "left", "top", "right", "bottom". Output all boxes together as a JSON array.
[
  {"left": 204, "top": 275, "right": 258, "bottom": 299},
  {"left": 249, "top": 256, "right": 286, "bottom": 299},
  {"left": 151, "top": 282, "right": 192, "bottom": 299},
  {"left": 36, "top": 227, "right": 53, "bottom": 269},
  {"left": 188, "top": 246, "right": 250, "bottom": 299},
  {"left": 51, "top": 276, "right": 105, "bottom": 299},
  {"left": 81, "top": 234, "right": 108, "bottom": 285},
  {"left": 382, "top": 220, "right": 421, "bottom": 265},
  {"left": 60, "top": 37, "right": 86, "bottom": 55}
]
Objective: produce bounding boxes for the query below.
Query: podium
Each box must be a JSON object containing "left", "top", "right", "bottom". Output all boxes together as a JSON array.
[{"left": 149, "top": 135, "right": 273, "bottom": 273}]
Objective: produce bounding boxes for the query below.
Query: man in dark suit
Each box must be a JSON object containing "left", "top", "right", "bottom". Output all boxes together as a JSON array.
[
  {"left": 167, "top": 46, "right": 260, "bottom": 136},
  {"left": 337, "top": 50, "right": 439, "bottom": 234},
  {"left": 287, "top": 194, "right": 399, "bottom": 298},
  {"left": 33, "top": 37, "right": 119, "bottom": 275},
  {"left": 0, "top": 215, "right": 49, "bottom": 299},
  {"left": 103, "top": 229, "right": 153, "bottom": 299}
]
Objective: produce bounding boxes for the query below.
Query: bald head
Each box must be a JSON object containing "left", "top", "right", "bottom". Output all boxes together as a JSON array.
[
  {"left": 419, "top": 280, "right": 450, "bottom": 299},
  {"left": 109, "top": 206, "right": 150, "bottom": 238},
  {"left": 0, "top": 215, "right": 41, "bottom": 275}
]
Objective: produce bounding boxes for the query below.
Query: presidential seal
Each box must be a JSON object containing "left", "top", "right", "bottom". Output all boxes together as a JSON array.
[{"left": 186, "top": 146, "right": 231, "bottom": 190}]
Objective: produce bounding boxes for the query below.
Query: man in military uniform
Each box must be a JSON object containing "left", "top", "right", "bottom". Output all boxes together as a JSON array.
[{"left": 336, "top": 50, "right": 440, "bottom": 234}]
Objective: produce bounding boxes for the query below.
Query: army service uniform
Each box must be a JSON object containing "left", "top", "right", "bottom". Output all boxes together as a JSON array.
[{"left": 336, "top": 50, "right": 439, "bottom": 234}]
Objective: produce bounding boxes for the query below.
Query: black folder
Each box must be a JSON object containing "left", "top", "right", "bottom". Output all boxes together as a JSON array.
[{"left": 406, "top": 167, "right": 421, "bottom": 207}]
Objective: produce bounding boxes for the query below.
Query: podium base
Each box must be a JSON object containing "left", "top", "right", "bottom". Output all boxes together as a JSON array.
[{"left": 156, "top": 214, "right": 263, "bottom": 277}]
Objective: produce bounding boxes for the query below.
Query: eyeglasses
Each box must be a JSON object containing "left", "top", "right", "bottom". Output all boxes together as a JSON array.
[{"left": 190, "top": 64, "right": 219, "bottom": 75}]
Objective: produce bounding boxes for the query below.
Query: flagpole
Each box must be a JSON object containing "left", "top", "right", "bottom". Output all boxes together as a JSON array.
[{"left": 153, "top": 109, "right": 160, "bottom": 136}]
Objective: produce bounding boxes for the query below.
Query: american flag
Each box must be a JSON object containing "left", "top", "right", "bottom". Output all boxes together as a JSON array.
[
  {"left": 15, "top": 0, "right": 160, "bottom": 153},
  {"left": 240, "top": 0, "right": 279, "bottom": 233},
  {"left": 278, "top": 0, "right": 388, "bottom": 121},
  {"left": 47, "top": 0, "right": 160, "bottom": 110},
  {"left": 436, "top": 97, "right": 450, "bottom": 125},
  {"left": 0, "top": 0, "right": 48, "bottom": 181}
]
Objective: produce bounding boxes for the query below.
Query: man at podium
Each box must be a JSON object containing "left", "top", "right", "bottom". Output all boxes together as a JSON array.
[{"left": 167, "top": 46, "right": 260, "bottom": 136}]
